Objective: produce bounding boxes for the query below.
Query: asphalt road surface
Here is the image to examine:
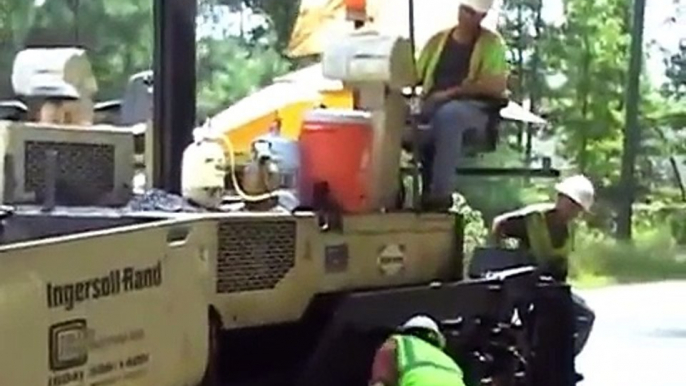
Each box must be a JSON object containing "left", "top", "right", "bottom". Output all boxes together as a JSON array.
[{"left": 575, "top": 281, "right": 686, "bottom": 386}]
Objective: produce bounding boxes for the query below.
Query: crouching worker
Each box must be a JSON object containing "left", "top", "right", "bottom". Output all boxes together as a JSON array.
[
  {"left": 491, "top": 174, "right": 596, "bottom": 356},
  {"left": 369, "top": 315, "right": 466, "bottom": 386}
]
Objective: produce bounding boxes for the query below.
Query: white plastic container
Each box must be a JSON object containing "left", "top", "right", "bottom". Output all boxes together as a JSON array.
[
  {"left": 321, "top": 30, "right": 415, "bottom": 90},
  {"left": 12, "top": 47, "right": 98, "bottom": 98},
  {"left": 181, "top": 130, "right": 227, "bottom": 208}
]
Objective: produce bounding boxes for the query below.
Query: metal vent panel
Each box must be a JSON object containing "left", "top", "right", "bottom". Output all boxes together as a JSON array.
[
  {"left": 24, "top": 140, "right": 115, "bottom": 197},
  {"left": 216, "top": 219, "right": 297, "bottom": 293}
]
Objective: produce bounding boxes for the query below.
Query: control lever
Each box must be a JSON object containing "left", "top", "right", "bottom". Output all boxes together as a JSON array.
[
  {"left": 0, "top": 204, "right": 14, "bottom": 240},
  {"left": 441, "top": 317, "right": 464, "bottom": 338},
  {"left": 441, "top": 317, "right": 463, "bottom": 330},
  {"left": 0, "top": 205, "right": 14, "bottom": 221}
]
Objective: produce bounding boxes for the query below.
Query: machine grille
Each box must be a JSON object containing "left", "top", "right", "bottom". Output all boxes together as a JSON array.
[
  {"left": 24, "top": 141, "right": 115, "bottom": 197},
  {"left": 216, "top": 219, "right": 297, "bottom": 293}
]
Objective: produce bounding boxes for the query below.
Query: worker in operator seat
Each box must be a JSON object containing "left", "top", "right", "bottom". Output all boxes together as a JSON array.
[
  {"left": 491, "top": 174, "right": 596, "bottom": 357},
  {"left": 416, "top": 0, "right": 509, "bottom": 210},
  {"left": 368, "top": 315, "right": 466, "bottom": 386}
]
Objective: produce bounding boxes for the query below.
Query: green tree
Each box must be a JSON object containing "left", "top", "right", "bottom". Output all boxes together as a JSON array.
[
  {"left": 196, "top": 1, "right": 294, "bottom": 118},
  {"left": 500, "top": 0, "right": 535, "bottom": 150},
  {"left": 0, "top": 0, "right": 41, "bottom": 97},
  {"left": 663, "top": 40, "right": 686, "bottom": 99},
  {"left": 196, "top": 33, "right": 292, "bottom": 118},
  {"left": 217, "top": 0, "right": 300, "bottom": 49},
  {"left": 539, "top": 0, "right": 632, "bottom": 182}
]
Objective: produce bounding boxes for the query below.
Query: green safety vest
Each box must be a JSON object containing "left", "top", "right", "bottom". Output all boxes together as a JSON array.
[
  {"left": 393, "top": 335, "right": 466, "bottom": 386},
  {"left": 416, "top": 27, "right": 509, "bottom": 97},
  {"left": 522, "top": 203, "right": 573, "bottom": 269}
]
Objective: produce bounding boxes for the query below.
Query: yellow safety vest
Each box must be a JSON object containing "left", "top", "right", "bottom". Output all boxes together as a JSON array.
[
  {"left": 522, "top": 204, "right": 573, "bottom": 269},
  {"left": 416, "top": 27, "right": 509, "bottom": 97},
  {"left": 393, "top": 335, "right": 466, "bottom": 386}
]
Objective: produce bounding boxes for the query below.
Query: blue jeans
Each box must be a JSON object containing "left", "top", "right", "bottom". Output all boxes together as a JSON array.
[
  {"left": 419, "top": 100, "right": 490, "bottom": 199},
  {"left": 572, "top": 292, "right": 595, "bottom": 356}
]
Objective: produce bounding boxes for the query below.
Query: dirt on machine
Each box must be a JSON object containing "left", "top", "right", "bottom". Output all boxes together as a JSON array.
[{"left": 0, "top": 29, "right": 576, "bottom": 386}]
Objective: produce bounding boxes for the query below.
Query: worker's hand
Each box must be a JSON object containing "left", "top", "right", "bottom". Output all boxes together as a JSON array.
[
  {"left": 426, "top": 88, "right": 458, "bottom": 104},
  {"left": 419, "top": 89, "right": 455, "bottom": 121}
]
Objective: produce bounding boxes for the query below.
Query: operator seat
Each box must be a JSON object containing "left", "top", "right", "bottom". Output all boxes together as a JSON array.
[{"left": 462, "top": 97, "right": 509, "bottom": 154}]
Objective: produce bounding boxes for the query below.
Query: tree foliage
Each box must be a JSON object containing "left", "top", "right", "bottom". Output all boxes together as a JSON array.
[
  {"left": 216, "top": 0, "right": 300, "bottom": 49},
  {"left": 540, "top": 0, "right": 632, "bottom": 182},
  {"left": 659, "top": 0, "right": 686, "bottom": 99},
  {"left": 196, "top": 1, "right": 294, "bottom": 117},
  {"left": 664, "top": 40, "right": 686, "bottom": 99},
  {"left": 0, "top": 0, "right": 296, "bottom": 117},
  {"left": 196, "top": 33, "right": 292, "bottom": 118}
]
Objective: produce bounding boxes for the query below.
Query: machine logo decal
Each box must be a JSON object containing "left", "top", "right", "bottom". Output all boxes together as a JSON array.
[
  {"left": 46, "top": 260, "right": 163, "bottom": 311},
  {"left": 324, "top": 244, "right": 349, "bottom": 273},
  {"left": 48, "top": 319, "right": 151, "bottom": 385},
  {"left": 377, "top": 244, "right": 406, "bottom": 276},
  {"left": 49, "top": 319, "right": 89, "bottom": 372},
  {"left": 88, "top": 328, "right": 146, "bottom": 351}
]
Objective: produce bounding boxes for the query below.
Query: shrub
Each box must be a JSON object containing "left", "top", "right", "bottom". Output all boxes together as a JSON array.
[{"left": 451, "top": 193, "right": 489, "bottom": 257}]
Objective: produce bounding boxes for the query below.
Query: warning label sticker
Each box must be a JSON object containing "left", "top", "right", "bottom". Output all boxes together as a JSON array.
[{"left": 377, "top": 244, "right": 406, "bottom": 276}]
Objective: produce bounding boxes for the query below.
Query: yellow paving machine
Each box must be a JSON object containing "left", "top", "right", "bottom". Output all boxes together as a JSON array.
[{"left": 0, "top": 1, "right": 577, "bottom": 386}]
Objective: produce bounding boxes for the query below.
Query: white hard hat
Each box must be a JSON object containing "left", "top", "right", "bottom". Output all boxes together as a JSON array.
[
  {"left": 402, "top": 315, "right": 441, "bottom": 334},
  {"left": 461, "top": 0, "right": 495, "bottom": 13},
  {"left": 555, "top": 174, "right": 595, "bottom": 212}
]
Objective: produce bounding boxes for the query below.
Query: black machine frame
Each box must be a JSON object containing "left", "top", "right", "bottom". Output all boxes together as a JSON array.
[{"left": 295, "top": 269, "right": 577, "bottom": 386}]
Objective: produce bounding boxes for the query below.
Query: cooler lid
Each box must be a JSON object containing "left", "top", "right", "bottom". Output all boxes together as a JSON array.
[{"left": 304, "top": 108, "right": 372, "bottom": 125}]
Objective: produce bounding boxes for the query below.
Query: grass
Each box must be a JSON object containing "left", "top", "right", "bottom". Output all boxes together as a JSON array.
[
  {"left": 570, "top": 274, "right": 615, "bottom": 289},
  {"left": 569, "top": 223, "right": 686, "bottom": 287}
]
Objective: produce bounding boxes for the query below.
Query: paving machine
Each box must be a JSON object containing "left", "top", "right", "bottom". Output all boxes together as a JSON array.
[{"left": 0, "top": 3, "right": 576, "bottom": 386}]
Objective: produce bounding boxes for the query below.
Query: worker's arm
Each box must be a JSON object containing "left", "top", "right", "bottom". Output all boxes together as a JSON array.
[
  {"left": 457, "top": 75, "right": 507, "bottom": 99},
  {"left": 491, "top": 212, "right": 527, "bottom": 244},
  {"left": 369, "top": 338, "right": 399, "bottom": 386},
  {"left": 435, "top": 75, "right": 507, "bottom": 101}
]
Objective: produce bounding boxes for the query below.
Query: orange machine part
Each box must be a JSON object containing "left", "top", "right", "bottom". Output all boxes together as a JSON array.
[
  {"left": 345, "top": 0, "right": 367, "bottom": 21},
  {"left": 345, "top": 0, "right": 366, "bottom": 12}
]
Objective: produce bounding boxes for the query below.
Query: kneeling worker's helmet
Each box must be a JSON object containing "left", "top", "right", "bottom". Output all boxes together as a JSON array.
[{"left": 401, "top": 315, "right": 447, "bottom": 349}]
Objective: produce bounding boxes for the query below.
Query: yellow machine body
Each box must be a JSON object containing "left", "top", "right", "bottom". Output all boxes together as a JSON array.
[{"left": 202, "top": 211, "right": 457, "bottom": 329}]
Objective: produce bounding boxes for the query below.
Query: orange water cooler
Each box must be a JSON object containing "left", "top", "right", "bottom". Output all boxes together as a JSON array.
[{"left": 298, "top": 108, "right": 373, "bottom": 213}]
